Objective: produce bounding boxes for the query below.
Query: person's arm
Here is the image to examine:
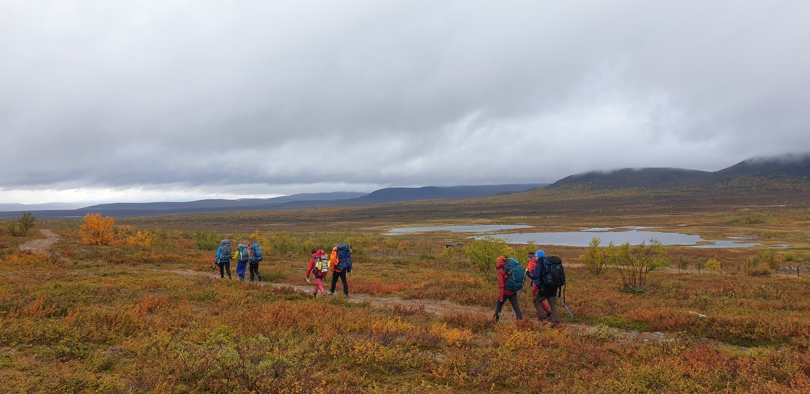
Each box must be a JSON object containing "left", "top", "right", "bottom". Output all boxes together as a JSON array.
[
  {"left": 306, "top": 256, "right": 315, "bottom": 278},
  {"left": 215, "top": 246, "right": 221, "bottom": 263},
  {"left": 497, "top": 268, "right": 506, "bottom": 302}
]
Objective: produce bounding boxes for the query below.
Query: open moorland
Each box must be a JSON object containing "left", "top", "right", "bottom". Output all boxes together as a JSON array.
[{"left": 1, "top": 184, "right": 809, "bottom": 393}]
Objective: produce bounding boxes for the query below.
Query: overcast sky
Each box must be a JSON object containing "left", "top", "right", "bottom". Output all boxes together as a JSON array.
[{"left": 2, "top": 1, "right": 809, "bottom": 205}]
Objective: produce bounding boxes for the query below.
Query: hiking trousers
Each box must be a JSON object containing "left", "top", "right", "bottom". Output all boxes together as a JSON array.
[
  {"left": 495, "top": 293, "right": 523, "bottom": 321},
  {"left": 249, "top": 262, "right": 262, "bottom": 281},
  {"left": 531, "top": 285, "right": 551, "bottom": 317},
  {"left": 534, "top": 294, "right": 559, "bottom": 323},
  {"left": 313, "top": 276, "right": 326, "bottom": 295},
  {"left": 219, "top": 261, "right": 232, "bottom": 279},
  {"left": 330, "top": 271, "right": 349, "bottom": 296}
]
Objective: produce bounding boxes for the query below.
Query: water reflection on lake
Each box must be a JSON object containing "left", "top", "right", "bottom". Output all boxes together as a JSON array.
[
  {"left": 388, "top": 225, "right": 761, "bottom": 248},
  {"left": 387, "top": 224, "right": 532, "bottom": 234}
]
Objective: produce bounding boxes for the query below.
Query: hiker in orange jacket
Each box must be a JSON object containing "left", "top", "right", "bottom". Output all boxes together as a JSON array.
[
  {"left": 526, "top": 251, "right": 551, "bottom": 320},
  {"left": 495, "top": 256, "right": 523, "bottom": 322},
  {"left": 327, "top": 245, "right": 349, "bottom": 297},
  {"left": 306, "top": 248, "right": 329, "bottom": 297}
]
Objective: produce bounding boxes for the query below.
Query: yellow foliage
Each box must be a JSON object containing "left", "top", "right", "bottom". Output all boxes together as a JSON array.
[
  {"left": 80, "top": 213, "right": 115, "bottom": 245},
  {"left": 126, "top": 230, "right": 154, "bottom": 247}
]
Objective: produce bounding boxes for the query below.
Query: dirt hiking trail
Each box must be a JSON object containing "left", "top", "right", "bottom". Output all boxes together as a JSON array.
[
  {"left": 20, "top": 229, "right": 696, "bottom": 346},
  {"left": 18, "top": 229, "right": 61, "bottom": 256}
]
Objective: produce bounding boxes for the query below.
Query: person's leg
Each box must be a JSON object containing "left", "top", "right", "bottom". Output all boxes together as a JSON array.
[
  {"left": 219, "top": 263, "right": 225, "bottom": 278},
  {"left": 494, "top": 300, "right": 503, "bottom": 321},
  {"left": 329, "top": 273, "right": 339, "bottom": 294},
  {"left": 508, "top": 294, "right": 523, "bottom": 320},
  {"left": 255, "top": 263, "right": 262, "bottom": 281},
  {"left": 532, "top": 291, "right": 545, "bottom": 320},
  {"left": 547, "top": 295, "right": 559, "bottom": 323},
  {"left": 249, "top": 264, "right": 255, "bottom": 281},
  {"left": 315, "top": 277, "right": 326, "bottom": 295},
  {"left": 339, "top": 271, "right": 348, "bottom": 296},
  {"left": 225, "top": 261, "right": 232, "bottom": 279}
]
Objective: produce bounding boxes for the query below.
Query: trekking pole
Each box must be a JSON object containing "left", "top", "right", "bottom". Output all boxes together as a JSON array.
[{"left": 559, "top": 286, "right": 574, "bottom": 319}]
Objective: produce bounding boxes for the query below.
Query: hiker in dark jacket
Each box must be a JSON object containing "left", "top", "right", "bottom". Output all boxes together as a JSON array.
[
  {"left": 494, "top": 256, "right": 523, "bottom": 322},
  {"left": 527, "top": 250, "right": 559, "bottom": 326},
  {"left": 248, "top": 242, "right": 263, "bottom": 282},
  {"left": 327, "top": 245, "right": 349, "bottom": 297},
  {"left": 215, "top": 239, "right": 232, "bottom": 279},
  {"left": 526, "top": 250, "right": 551, "bottom": 320}
]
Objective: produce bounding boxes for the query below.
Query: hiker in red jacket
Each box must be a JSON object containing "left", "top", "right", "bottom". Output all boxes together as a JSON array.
[
  {"left": 306, "top": 248, "right": 329, "bottom": 297},
  {"left": 526, "top": 251, "right": 551, "bottom": 320},
  {"left": 495, "top": 256, "right": 523, "bottom": 322}
]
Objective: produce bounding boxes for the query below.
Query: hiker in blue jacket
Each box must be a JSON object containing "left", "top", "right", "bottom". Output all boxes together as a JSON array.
[
  {"left": 215, "top": 239, "right": 232, "bottom": 279},
  {"left": 526, "top": 250, "right": 559, "bottom": 327}
]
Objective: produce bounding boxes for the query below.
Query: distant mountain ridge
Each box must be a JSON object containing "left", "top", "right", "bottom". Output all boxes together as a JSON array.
[
  {"left": 550, "top": 154, "right": 810, "bottom": 189},
  {"left": 0, "top": 184, "right": 545, "bottom": 218}
]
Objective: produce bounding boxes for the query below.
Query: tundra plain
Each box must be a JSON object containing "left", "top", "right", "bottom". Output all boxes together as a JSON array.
[{"left": 1, "top": 185, "right": 809, "bottom": 393}]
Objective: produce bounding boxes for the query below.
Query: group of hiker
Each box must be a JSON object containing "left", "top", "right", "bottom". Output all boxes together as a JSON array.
[
  {"left": 495, "top": 249, "right": 566, "bottom": 326},
  {"left": 213, "top": 241, "right": 354, "bottom": 297},
  {"left": 214, "top": 240, "right": 565, "bottom": 325},
  {"left": 214, "top": 239, "right": 264, "bottom": 281}
]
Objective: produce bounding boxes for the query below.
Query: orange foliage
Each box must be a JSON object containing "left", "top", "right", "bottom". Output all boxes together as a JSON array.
[{"left": 80, "top": 213, "right": 115, "bottom": 245}]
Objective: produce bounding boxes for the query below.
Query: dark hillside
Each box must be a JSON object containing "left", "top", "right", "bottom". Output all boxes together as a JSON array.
[
  {"left": 549, "top": 168, "right": 709, "bottom": 189},
  {"left": 711, "top": 154, "right": 810, "bottom": 181}
]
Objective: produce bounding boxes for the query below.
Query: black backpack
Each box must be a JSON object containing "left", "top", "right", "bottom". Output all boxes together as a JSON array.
[{"left": 541, "top": 256, "right": 566, "bottom": 288}]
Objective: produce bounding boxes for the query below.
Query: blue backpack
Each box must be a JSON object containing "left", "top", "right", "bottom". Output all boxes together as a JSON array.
[
  {"left": 336, "top": 243, "right": 352, "bottom": 272},
  {"left": 503, "top": 258, "right": 525, "bottom": 292},
  {"left": 249, "top": 243, "right": 263, "bottom": 262}
]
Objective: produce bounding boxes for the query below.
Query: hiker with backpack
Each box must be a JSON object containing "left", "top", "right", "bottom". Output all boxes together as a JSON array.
[
  {"left": 215, "top": 239, "right": 232, "bottom": 279},
  {"left": 233, "top": 243, "right": 251, "bottom": 281},
  {"left": 526, "top": 250, "right": 565, "bottom": 327},
  {"left": 526, "top": 251, "right": 552, "bottom": 320},
  {"left": 327, "top": 243, "right": 352, "bottom": 297},
  {"left": 494, "top": 256, "right": 524, "bottom": 322},
  {"left": 306, "top": 248, "right": 329, "bottom": 297},
  {"left": 248, "top": 242, "right": 263, "bottom": 282}
]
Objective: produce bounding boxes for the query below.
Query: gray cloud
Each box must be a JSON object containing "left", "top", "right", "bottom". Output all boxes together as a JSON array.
[{"left": 2, "top": 0, "right": 809, "bottom": 203}]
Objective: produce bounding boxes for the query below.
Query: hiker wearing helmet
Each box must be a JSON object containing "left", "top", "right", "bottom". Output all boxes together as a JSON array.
[
  {"left": 494, "top": 256, "right": 523, "bottom": 322},
  {"left": 527, "top": 249, "right": 560, "bottom": 327},
  {"left": 526, "top": 250, "right": 552, "bottom": 320},
  {"left": 306, "top": 248, "right": 329, "bottom": 297}
]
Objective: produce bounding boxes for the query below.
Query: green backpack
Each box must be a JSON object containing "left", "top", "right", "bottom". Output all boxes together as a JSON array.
[
  {"left": 503, "top": 258, "right": 525, "bottom": 292},
  {"left": 237, "top": 244, "right": 250, "bottom": 264}
]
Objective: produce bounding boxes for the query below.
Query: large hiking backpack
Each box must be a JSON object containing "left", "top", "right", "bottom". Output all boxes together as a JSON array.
[
  {"left": 237, "top": 244, "right": 251, "bottom": 264},
  {"left": 249, "top": 243, "right": 263, "bottom": 262},
  {"left": 314, "top": 256, "right": 329, "bottom": 276},
  {"left": 336, "top": 243, "right": 352, "bottom": 272},
  {"left": 503, "top": 257, "right": 525, "bottom": 292},
  {"left": 219, "top": 240, "right": 232, "bottom": 262},
  {"left": 541, "top": 256, "right": 566, "bottom": 288}
]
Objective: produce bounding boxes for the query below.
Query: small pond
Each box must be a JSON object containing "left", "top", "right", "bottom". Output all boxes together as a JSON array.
[
  {"left": 387, "top": 224, "right": 532, "bottom": 234},
  {"left": 388, "top": 225, "right": 761, "bottom": 248}
]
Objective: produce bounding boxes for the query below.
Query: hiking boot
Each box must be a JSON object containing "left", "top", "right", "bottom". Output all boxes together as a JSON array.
[
  {"left": 326, "top": 292, "right": 334, "bottom": 296},
  {"left": 550, "top": 322, "right": 560, "bottom": 328}
]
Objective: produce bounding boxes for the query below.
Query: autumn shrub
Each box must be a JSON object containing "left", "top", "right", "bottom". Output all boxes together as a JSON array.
[
  {"left": 7, "top": 212, "right": 35, "bottom": 237},
  {"left": 80, "top": 213, "right": 115, "bottom": 245},
  {"left": 463, "top": 236, "right": 513, "bottom": 278}
]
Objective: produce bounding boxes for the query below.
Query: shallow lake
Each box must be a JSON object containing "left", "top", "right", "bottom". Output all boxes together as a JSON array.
[{"left": 388, "top": 225, "right": 761, "bottom": 248}]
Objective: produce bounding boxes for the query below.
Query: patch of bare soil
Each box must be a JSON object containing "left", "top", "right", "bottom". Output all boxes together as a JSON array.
[{"left": 18, "top": 229, "right": 61, "bottom": 255}]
